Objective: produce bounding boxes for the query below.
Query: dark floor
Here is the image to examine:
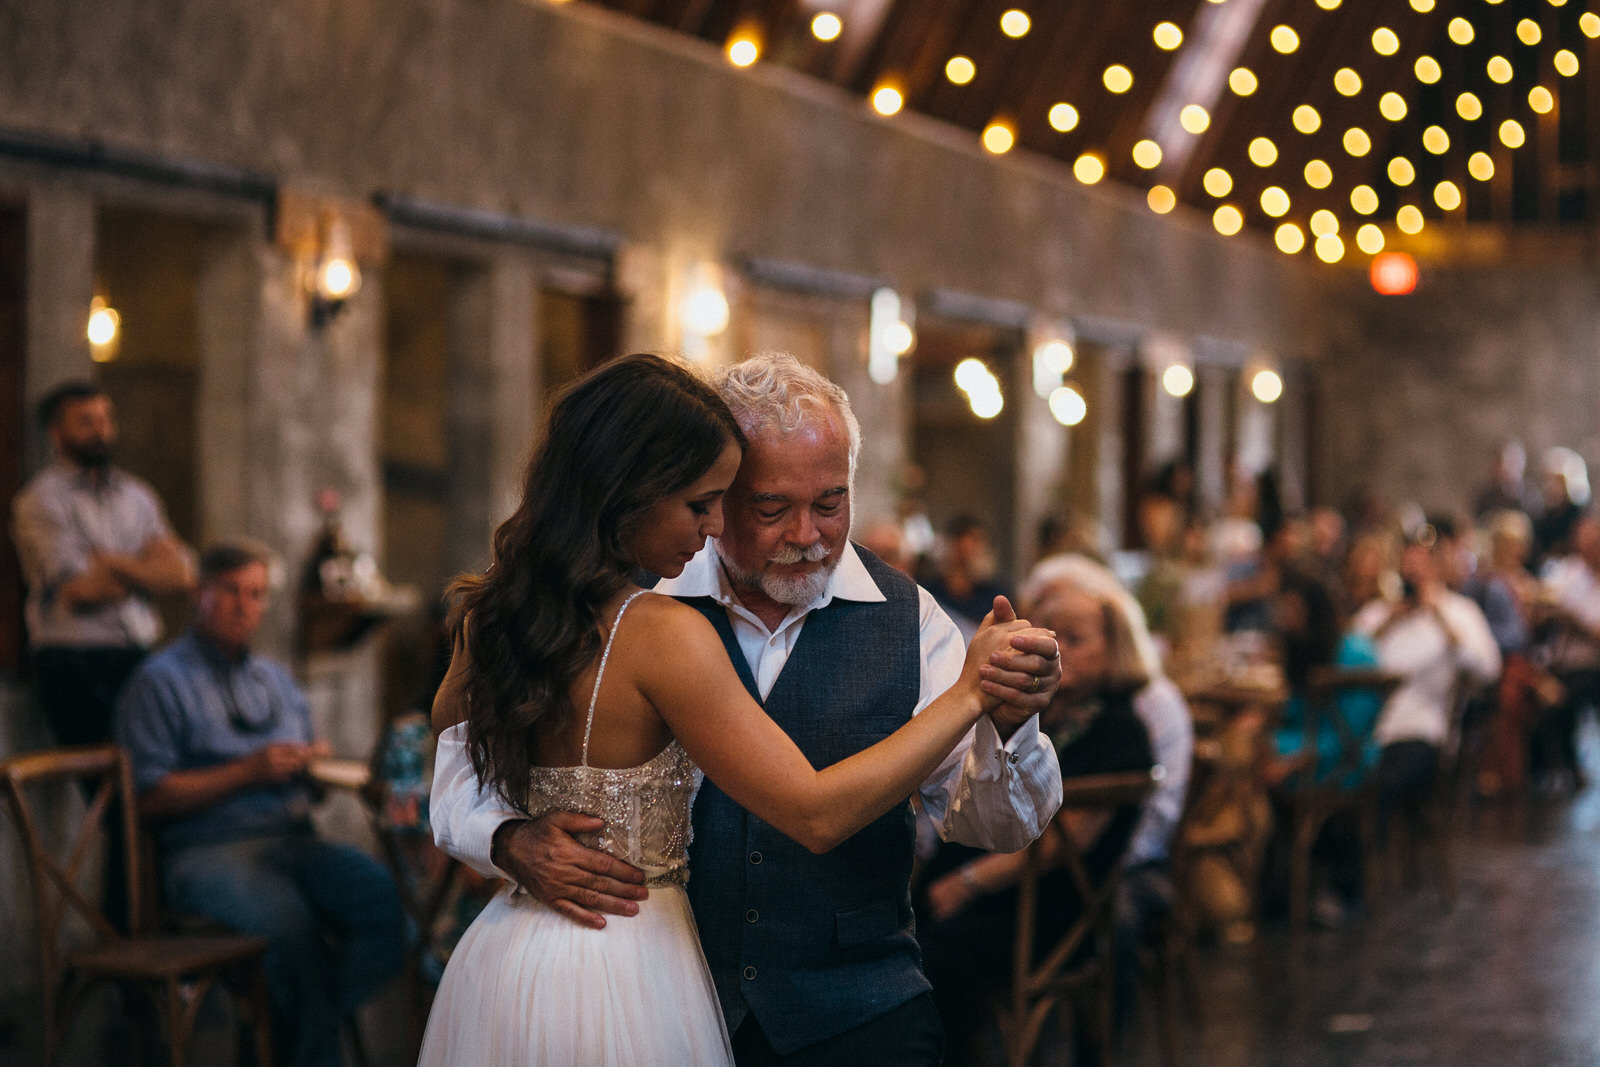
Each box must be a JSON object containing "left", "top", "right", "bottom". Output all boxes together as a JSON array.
[
  {"left": 6, "top": 788, "right": 1600, "bottom": 1066},
  {"left": 1122, "top": 786, "right": 1600, "bottom": 1067}
]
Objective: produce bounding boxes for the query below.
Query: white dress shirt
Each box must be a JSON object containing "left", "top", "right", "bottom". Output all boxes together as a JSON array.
[
  {"left": 1351, "top": 590, "right": 1501, "bottom": 747},
  {"left": 431, "top": 542, "right": 1062, "bottom": 878}
]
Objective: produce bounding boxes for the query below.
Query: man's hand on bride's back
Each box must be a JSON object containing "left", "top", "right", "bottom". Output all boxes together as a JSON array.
[{"left": 490, "top": 812, "right": 649, "bottom": 929}]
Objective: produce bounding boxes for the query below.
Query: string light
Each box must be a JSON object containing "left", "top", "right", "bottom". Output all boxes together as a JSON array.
[
  {"left": 1314, "top": 233, "right": 1345, "bottom": 264},
  {"left": 1356, "top": 224, "right": 1385, "bottom": 254},
  {"left": 1271, "top": 25, "right": 1300, "bottom": 53},
  {"left": 982, "top": 121, "right": 1015, "bottom": 154},
  {"left": 1396, "top": 204, "right": 1425, "bottom": 234},
  {"left": 1293, "top": 105, "right": 1322, "bottom": 134},
  {"left": 1582, "top": 12, "right": 1600, "bottom": 37},
  {"left": 1148, "top": 185, "right": 1177, "bottom": 213},
  {"left": 1351, "top": 185, "right": 1379, "bottom": 214},
  {"left": 1310, "top": 209, "right": 1339, "bottom": 236},
  {"left": 1213, "top": 205, "right": 1244, "bottom": 236},
  {"left": 1487, "top": 56, "right": 1514, "bottom": 83},
  {"left": 1416, "top": 56, "right": 1442, "bottom": 83},
  {"left": 1457, "top": 92, "right": 1483, "bottom": 121},
  {"left": 727, "top": 32, "right": 761, "bottom": 66},
  {"left": 1049, "top": 103, "right": 1080, "bottom": 131},
  {"left": 1180, "top": 105, "right": 1211, "bottom": 134},
  {"left": 1316, "top": 0, "right": 1341, "bottom": 9},
  {"left": 946, "top": 56, "right": 976, "bottom": 84},
  {"left": 1423, "top": 125, "right": 1450, "bottom": 154},
  {"left": 1554, "top": 49, "right": 1580, "bottom": 77},
  {"left": 1468, "top": 152, "right": 1495, "bottom": 180},
  {"left": 1249, "top": 137, "right": 1278, "bottom": 166},
  {"left": 1410, "top": 0, "right": 1435, "bottom": 10},
  {"left": 1275, "top": 223, "right": 1306, "bottom": 253},
  {"left": 1229, "top": 68, "right": 1258, "bottom": 95},
  {"left": 1000, "top": 9, "right": 1031, "bottom": 37},
  {"left": 1304, "top": 159, "right": 1333, "bottom": 189},
  {"left": 1500, "top": 119, "right": 1526, "bottom": 148},
  {"left": 1204, "top": 167, "right": 1234, "bottom": 197},
  {"left": 1154, "top": 22, "right": 1183, "bottom": 49},
  {"left": 1344, "top": 127, "right": 1372, "bottom": 156},
  {"left": 1389, "top": 156, "right": 1416, "bottom": 185},
  {"left": 1435, "top": 180, "right": 1462, "bottom": 210},
  {"left": 1372, "top": 28, "right": 1400, "bottom": 55},
  {"left": 1380, "top": 93, "right": 1407, "bottom": 121},
  {"left": 1529, "top": 86, "right": 1554, "bottom": 113},
  {"left": 1104, "top": 65, "right": 1134, "bottom": 93},
  {"left": 1162, "top": 364, "right": 1195, "bottom": 397},
  {"left": 872, "top": 84, "right": 904, "bottom": 115},
  {"left": 1074, "top": 153, "right": 1106, "bottom": 183},
  {"left": 1048, "top": 386, "right": 1087, "bottom": 426},
  {"left": 1334, "top": 68, "right": 1362, "bottom": 96},
  {"left": 1132, "top": 139, "right": 1163, "bottom": 168},
  {"left": 1518, "top": 20, "right": 1541, "bottom": 45},
  {"left": 811, "top": 12, "right": 843, "bottom": 40},
  {"left": 1261, "top": 186, "right": 1291, "bottom": 216},
  {"left": 1448, "top": 18, "right": 1474, "bottom": 45}
]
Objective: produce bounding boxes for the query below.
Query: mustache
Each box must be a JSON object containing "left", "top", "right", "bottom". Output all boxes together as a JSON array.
[{"left": 768, "top": 542, "right": 831, "bottom": 566}]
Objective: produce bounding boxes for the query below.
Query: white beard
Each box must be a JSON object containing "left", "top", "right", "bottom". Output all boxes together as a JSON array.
[{"left": 715, "top": 539, "right": 837, "bottom": 606}]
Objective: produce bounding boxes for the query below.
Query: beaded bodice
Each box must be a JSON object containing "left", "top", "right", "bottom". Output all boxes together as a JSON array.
[{"left": 524, "top": 592, "right": 701, "bottom": 887}]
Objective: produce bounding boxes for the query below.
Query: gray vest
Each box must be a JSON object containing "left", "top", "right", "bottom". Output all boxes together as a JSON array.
[{"left": 680, "top": 547, "right": 926, "bottom": 1054}]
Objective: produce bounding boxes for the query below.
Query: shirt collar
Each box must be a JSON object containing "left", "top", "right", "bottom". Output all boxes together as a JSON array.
[
  {"left": 658, "top": 540, "right": 887, "bottom": 615},
  {"left": 186, "top": 626, "right": 254, "bottom": 671}
]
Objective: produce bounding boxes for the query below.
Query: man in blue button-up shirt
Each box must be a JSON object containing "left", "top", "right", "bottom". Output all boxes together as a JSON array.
[{"left": 115, "top": 541, "right": 402, "bottom": 1067}]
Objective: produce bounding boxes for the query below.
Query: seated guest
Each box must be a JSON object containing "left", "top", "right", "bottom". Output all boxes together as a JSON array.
[
  {"left": 1532, "top": 512, "right": 1600, "bottom": 790},
  {"left": 1024, "top": 554, "right": 1193, "bottom": 1024},
  {"left": 918, "top": 569, "right": 1154, "bottom": 1065},
  {"left": 114, "top": 541, "right": 404, "bottom": 1067},
  {"left": 1261, "top": 571, "right": 1382, "bottom": 924},
  {"left": 923, "top": 513, "right": 1011, "bottom": 641},
  {"left": 1351, "top": 528, "right": 1500, "bottom": 841}
]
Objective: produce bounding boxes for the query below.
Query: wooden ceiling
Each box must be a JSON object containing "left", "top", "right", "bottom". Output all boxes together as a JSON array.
[{"left": 579, "top": 0, "right": 1600, "bottom": 256}]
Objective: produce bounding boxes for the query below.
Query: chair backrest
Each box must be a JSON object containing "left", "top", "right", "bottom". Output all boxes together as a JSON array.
[
  {"left": 1, "top": 745, "right": 143, "bottom": 987},
  {"left": 1302, "top": 666, "right": 1404, "bottom": 787},
  {"left": 1013, "top": 769, "right": 1158, "bottom": 990}
]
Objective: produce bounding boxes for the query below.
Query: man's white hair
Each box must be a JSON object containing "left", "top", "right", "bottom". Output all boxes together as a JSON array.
[
  {"left": 713, "top": 352, "right": 862, "bottom": 479},
  {"left": 1021, "top": 553, "right": 1165, "bottom": 681}
]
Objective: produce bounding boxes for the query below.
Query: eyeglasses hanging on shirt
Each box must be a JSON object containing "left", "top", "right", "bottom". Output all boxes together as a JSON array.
[{"left": 209, "top": 659, "right": 281, "bottom": 734}]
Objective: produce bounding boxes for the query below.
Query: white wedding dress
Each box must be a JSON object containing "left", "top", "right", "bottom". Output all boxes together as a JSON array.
[{"left": 419, "top": 592, "right": 734, "bottom": 1066}]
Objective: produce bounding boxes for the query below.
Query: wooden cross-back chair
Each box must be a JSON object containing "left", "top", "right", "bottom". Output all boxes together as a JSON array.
[
  {"left": 1286, "top": 666, "right": 1404, "bottom": 942},
  {"left": 1, "top": 744, "right": 274, "bottom": 1067},
  {"left": 998, "top": 769, "right": 1158, "bottom": 1067}
]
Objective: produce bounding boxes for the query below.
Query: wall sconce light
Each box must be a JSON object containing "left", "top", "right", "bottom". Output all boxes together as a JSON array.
[
  {"left": 954, "top": 357, "right": 1004, "bottom": 419},
  {"left": 308, "top": 215, "right": 361, "bottom": 328},
  {"left": 275, "top": 189, "right": 387, "bottom": 331},
  {"left": 1032, "top": 337, "right": 1074, "bottom": 399},
  {"left": 869, "top": 288, "right": 914, "bottom": 384},
  {"left": 1048, "top": 384, "right": 1087, "bottom": 426},
  {"left": 680, "top": 262, "right": 730, "bottom": 362},
  {"left": 1251, "top": 366, "right": 1284, "bottom": 403},
  {"left": 87, "top": 295, "right": 121, "bottom": 363}
]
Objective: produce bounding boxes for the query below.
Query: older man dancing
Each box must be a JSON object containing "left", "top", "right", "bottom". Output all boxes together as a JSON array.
[{"left": 432, "top": 352, "right": 1063, "bottom": 1065}]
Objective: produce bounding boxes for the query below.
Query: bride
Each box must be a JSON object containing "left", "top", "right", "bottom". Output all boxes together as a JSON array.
[{"left": 418, "top": 353, "right": 1050, "bottom": 1066}]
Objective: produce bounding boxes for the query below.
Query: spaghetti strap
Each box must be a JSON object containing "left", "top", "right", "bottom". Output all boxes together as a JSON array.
[{"left": 581, "top": 590, "right": 649, "bottom": 767}]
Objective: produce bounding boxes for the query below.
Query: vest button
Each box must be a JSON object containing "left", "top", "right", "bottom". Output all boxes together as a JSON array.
[
  {"left": 745, "top": 909, "right": 759, "bottom": 923},
  {"left": 743, "top": 966, "right": 757, "bottom": 981},
  {"left": 749, "top": 851, "right": 762, "bottom": 865}
]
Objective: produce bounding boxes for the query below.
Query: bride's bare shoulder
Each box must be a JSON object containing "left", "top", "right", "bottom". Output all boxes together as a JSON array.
[{"left": 621, "top": 593, "right": 725, "bottom": 653}]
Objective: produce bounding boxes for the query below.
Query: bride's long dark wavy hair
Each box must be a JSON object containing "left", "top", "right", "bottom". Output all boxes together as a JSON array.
[{"left": 448, "top": 353, "right": 745, "bottom": 812}]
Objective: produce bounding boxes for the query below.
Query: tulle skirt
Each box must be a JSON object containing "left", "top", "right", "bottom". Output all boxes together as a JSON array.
[{"left": 418, "top": 883, "right": 734, "bottom": 1066}]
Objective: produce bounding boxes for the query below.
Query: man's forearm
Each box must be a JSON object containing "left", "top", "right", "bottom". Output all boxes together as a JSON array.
[
  {"left": 107, "top": 538, "right": 195, "bottom": 596},
  {"left": 139, "top": 760, "right": 258, "bottom": 819}
]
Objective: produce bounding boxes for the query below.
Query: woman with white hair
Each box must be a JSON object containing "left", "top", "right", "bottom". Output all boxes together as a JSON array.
[{"left": 917, "top": 555, "right": 1167, "bottom": 1065}]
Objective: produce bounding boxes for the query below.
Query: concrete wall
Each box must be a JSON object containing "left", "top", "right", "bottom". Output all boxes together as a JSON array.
[{"left": 1318, "top": 256, "right": 1600, "bottom": 518}]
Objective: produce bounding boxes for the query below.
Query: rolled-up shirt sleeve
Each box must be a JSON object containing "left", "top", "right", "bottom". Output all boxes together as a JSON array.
[
  {"left": 431, "top": 722, "right": 520, "bottom": 880},
  {"left": 914, "top": 589, "right": 1062, "bottom": 854},
  {"left": 11, "top": 490, "right": 86, "bottom": 601}
]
